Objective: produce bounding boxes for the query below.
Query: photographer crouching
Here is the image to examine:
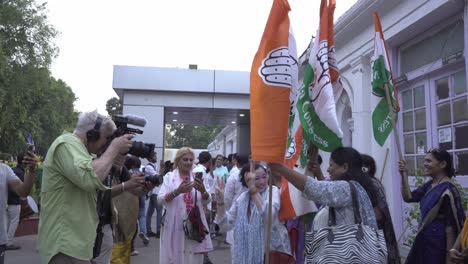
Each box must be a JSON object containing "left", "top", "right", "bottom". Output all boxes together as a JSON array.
[
  {"left": 38, "top": 111, "right": 147, "bottom": 264},
  {"left": 91, "top": 155, "right": 152, "bottom": 264}
]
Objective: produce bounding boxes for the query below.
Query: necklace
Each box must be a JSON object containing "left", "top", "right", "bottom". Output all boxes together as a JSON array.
[{"left": 433, "top": 175, "right": 447, "bottom": 186}]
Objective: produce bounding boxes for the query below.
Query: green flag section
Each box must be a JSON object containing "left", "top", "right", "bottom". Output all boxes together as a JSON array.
[
  {"left": 281, "top": 0, "right": 341, "bottom": 221},
  {"left": 304, "top": 9, "right": 343, "bottom": 152},
  {"left": 372, "top": 97, "right": 394, "bottom": 146},
  {"left": 298, "top": 64, "right": 342, "bottom": 153},
  {"left": 284, "top": 0, "right": 343, "bottom": 170},
  {"left": 371, "top": 12, "right": 399, "bottom": 147}
]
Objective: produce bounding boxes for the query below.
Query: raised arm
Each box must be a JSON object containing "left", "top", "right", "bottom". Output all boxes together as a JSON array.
[
  {"left": 268, "top": 163, "right": 307, "bottom": 192},
  {"left": 224, "top": 174, "right": 237, "bottom": 210},
  {"left": 269, "top": 163, "right": 352, "bottom": 208},
  {"left": 8, "top": 153, "right": 36, "bottom": 197},
  {"left": 215, "top": 179, "right": 239, "bottom": 232},
  {"left": 399, "top": 160, "right": 412, "bottom": 202},
  {"left": 93, "top": 134, "right": 133, "bottom": 181}
]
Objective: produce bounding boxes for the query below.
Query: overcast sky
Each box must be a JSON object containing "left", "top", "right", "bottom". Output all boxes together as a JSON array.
[{"left": 41, "top": 0, "right": 358, "bottom": 113}]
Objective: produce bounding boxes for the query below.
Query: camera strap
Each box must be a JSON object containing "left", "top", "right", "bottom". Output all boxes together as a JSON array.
[{"left": 147, "top": 163, "right": 156, "bottom": 170}]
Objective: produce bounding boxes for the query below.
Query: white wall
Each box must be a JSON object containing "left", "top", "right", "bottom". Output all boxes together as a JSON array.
[{"left": 208, "top": 125, "right": 238, "bottom": 156}]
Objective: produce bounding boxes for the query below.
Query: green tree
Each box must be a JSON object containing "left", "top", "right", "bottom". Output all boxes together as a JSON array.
[
  {"left": 165, "top": 124, "right": 223, "bottom": 149},
  {"left": 0, "top": 0, "right": 58, "bottom": 67},
  {"left": 0, "top": 0, "right": 76, "bottom": 156},
  {"left": 106, "top": 97, "right": 123, "bottom": 117}
]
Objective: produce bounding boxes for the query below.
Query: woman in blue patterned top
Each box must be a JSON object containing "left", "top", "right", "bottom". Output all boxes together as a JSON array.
[
  {"left": 269, "top": 147, "right": 379, "bottom": 233},
  {"left": 215, "top": 163, "right": 292, "bottom": 264}
]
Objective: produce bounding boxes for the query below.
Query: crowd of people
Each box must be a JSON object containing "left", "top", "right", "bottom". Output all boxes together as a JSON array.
[{"left": 1, "top": 110, "right": 468, "bottom": 264}]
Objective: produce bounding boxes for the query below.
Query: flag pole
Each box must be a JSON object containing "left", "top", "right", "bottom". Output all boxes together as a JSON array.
[
  {"left": 397, "top": 223, "right": 410, "bottom": 243},
  {"left": 384, "top": 84, "right": 411, "bottom": 196},
  {"left": 379, "top": 147, "right": 389, "bottom": 182},
  {"left": 384, "top": 83, "right": 403, "bottom": 161},
  {"left": 265, "top": 163, "right": 273, "bottom": 264}
]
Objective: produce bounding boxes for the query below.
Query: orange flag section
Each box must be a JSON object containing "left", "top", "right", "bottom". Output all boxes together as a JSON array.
[
  {"left": 250, "top": 0, "right": 292, "bottom": 163},
  {"left": 327, "top": 0, "right": 339, "bottom": 82},
  {"left": 280, "top": 127, "right": 304, "bottom": 219}
]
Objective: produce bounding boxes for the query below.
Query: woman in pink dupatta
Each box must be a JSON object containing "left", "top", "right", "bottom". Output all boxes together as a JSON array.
[{"left": 157, "top": 147, "right": 213, "bottom": 264}]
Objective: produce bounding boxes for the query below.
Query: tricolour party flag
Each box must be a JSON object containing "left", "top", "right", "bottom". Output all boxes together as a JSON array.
[
  {"left": 371, "top": 12, "right": 400, "bottom": 146},
  {"left": 250, "top": 0, "right": 298, "bottom": 163},
  {"left": 279, "top": 0, "right": 342, "bottom": 220}
]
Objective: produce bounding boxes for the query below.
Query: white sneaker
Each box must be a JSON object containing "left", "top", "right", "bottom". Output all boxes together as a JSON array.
[{"left": 139, "top": 232, "right": 149, "bottom": 246}]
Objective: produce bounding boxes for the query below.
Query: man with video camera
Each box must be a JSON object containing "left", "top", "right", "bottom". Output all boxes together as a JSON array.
[{"left": 38, "top": 111, "right": 147, "bottom": 264}]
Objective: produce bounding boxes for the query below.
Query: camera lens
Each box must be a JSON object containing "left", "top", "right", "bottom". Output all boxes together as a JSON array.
[
  {"left": 145, "top": 175, "right": 162, "bottom": 185},
  {"left": 128, "top": 141, "right": 155, "bottom": 159}
]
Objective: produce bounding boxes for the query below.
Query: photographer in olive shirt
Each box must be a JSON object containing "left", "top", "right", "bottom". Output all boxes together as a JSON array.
[{"left": 38, "top": 111, "right": 145, "bottom": 264}]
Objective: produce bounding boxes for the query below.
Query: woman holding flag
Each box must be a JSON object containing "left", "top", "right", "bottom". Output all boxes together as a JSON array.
[
  {"left": 215, "top": 163, "right": 292, "bottom": 264},
  {"left": 399, "top": 149, "right": 465, "bottom": 264},
  {"left": 269, "top": 147, "right": 380, "bottom": 260},
  {"left": 269, "top": 147, "right": 378, "bottom": 228}
]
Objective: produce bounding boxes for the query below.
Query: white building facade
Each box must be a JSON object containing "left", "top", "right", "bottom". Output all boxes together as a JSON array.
[
  {"left": 334, "top": 0, "right": 468, "bottom": 250},
  {"left": 207, "top": 125, "right": 238, "bottom": 157},
  {"left": 112, "top": 66, "right": 251, "bottom": 162}
]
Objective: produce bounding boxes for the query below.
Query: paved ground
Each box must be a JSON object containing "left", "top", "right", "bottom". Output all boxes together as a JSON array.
[
  {"left": 6, "top": 213, "right": 231, "bottom": 264},
  {"left": 6, "top": 234, "right": 231, "bottom": 264}
]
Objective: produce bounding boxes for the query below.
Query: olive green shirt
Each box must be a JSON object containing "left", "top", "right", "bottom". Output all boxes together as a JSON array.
[{"left": 38, "top": 133, "right": 109, "bottom": 264}]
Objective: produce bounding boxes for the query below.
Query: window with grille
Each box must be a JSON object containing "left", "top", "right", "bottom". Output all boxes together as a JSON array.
[
  {"left": 400, "top": 69, "right": 467, "bottom": 176},
  {"left": 434, "top": 70, "right": 468, "bottom": 175},
  {"left": 401, "top": 85, "right": 427, "bottom": 176}
]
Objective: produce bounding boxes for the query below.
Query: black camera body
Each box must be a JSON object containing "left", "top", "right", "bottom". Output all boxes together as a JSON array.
[
  {"left": 145, "top": 174, "right": 163, "bottom": 186},
  {"left": 112, "top": 115, "right": 155, "bottom": 159},
  {"left": 142, "top": 167, "right": 163, "bottom": 186}
]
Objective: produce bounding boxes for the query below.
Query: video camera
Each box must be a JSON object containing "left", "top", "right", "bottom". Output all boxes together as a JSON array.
[
  {"left": 142, "top": 167, "right": 164, "bottom": 186},
  {"left": 111, "top": 114, "right": 155, "bottom": 160}
]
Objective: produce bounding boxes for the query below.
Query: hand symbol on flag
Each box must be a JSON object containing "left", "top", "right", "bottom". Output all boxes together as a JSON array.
[
  {"left": 259, "top": 47, "right": 297, "bottom": 88},
  {"left": 285, "top": 139, "right": 296, "bottom": 159}
]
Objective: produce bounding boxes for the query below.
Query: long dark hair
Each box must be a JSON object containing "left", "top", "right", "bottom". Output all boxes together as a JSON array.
[
  {"left": 427, "top": 148, "right": 455, "bottom": 178},
  {"left": 361, "top": 154, "right": 377, "bottom": 178},
  {"left": 331, "top": 147, "right": 379, "bottom": 207}
]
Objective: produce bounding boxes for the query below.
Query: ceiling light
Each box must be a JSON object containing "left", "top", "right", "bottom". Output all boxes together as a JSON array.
[
  {"left": 231, "top": 121, "right": 236, "bottom": 124},
  {"left": 173, "top": 111, "right": 178, "bottom": 115},
  {"left": 173, "top": 119, "right": 178, "bottom": 122},
  {"left": 239, "top": 114, "right": 245, "bottom": 117}
]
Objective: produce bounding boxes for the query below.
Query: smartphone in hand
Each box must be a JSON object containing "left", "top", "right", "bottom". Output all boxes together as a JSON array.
[
  {"left": 25, "top": 144, "right": 35, "bottom": 156},
  {"left": 195, "top": 172, "right": 203, "bottom": 181}
]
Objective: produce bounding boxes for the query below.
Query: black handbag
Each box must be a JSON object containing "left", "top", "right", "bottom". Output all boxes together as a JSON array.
[{"left": 305, "top": 182, "right": 388, "bottom": 264}]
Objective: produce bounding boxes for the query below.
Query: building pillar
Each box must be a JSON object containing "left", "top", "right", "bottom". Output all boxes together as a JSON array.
[
  {"left": 347, "top": 54, "right": 403, "bottom": 237},
  {"left": 123, "top": 105, "right": 165, "bottom": 165},
  {"left": 349, "top": 55, "right": 372, "bottom": 154},
  {"left": 237, "top": 124, "right": 251, "bottom": 156}
]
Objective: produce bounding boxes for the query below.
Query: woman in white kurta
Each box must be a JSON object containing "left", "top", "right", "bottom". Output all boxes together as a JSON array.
[{"left": 158, "top": 147, "right": 213, "bottom": 264}]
